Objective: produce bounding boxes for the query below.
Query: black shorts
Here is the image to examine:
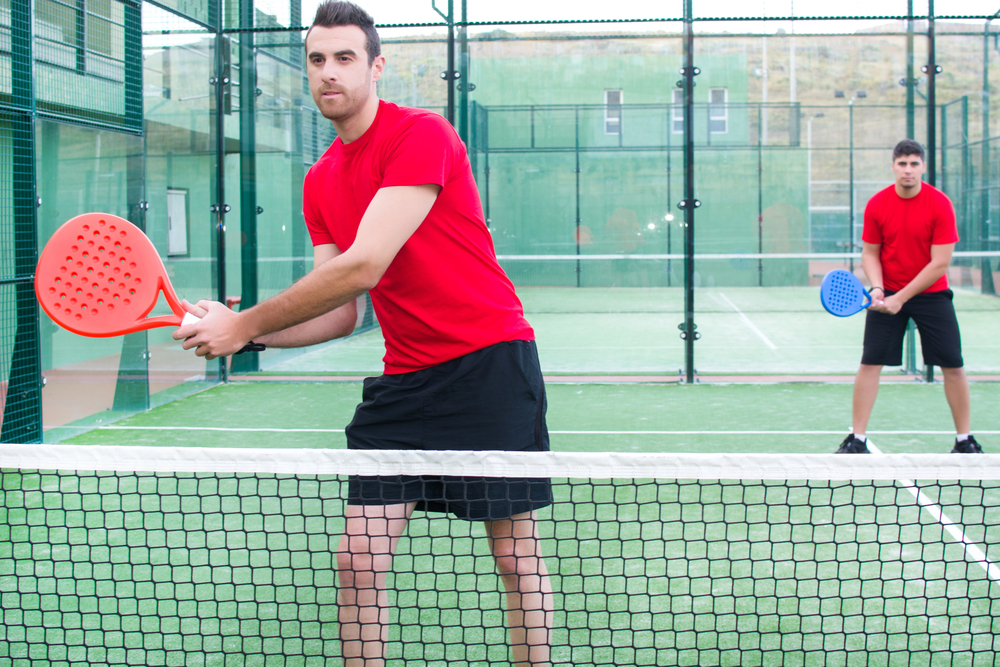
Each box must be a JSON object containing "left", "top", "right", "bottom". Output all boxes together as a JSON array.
[
  {"left": 861, "top": 289, "right": 963, "bottom": 368},
  {"left": 345, "top": 339, "right": 552, "bottom": 520}
]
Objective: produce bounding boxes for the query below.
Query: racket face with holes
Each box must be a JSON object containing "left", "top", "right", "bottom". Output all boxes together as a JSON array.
[
  {"left": 820, "top": 269, "right": 872, "bottom": 317},
  {"left": 35, "top": 213, "right": 185, "bottom": 337}
]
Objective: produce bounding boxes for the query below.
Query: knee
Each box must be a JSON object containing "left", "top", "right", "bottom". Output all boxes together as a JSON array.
[
  {"left": 336, "top": 537, "right": 380, "bottom": 588},
  {"left": 493, "top": 541, "right": 541, "bottom": 579}
]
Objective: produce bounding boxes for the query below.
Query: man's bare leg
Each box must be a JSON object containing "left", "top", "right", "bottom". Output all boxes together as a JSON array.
[
  {"left": 852, "top": 364, "right": 883, "bottom": 435},
  {"left": 485, "top": 510, "right": 553, "bottom": 667},
  {"left": 941, "top": 366, "right": 971, "bottom": 434},
  {"left": 337, "top": 502, "right": 416, "bottom": 667}
]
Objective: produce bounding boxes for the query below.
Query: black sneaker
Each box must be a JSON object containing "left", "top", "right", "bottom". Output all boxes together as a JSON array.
[
  {"left": 952, "top": 435, "right": 984, "bottom": 454},
  {"left": 835, "top": 434, "right": 870, "bottom": 454}
]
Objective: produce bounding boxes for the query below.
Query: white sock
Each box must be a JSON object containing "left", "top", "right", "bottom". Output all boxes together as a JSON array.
[
  {"left": 956, "top": 433, "right": 970, "bottom": 441},
  {"left": 854, "top": 433, "right": 866, "bottom": 441}
]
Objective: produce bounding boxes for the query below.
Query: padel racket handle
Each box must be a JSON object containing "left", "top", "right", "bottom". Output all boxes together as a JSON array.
[{"left": 179, "top": 312, "right": 266, "bottom": 354}]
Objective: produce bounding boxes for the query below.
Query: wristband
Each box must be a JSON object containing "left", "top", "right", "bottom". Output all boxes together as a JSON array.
[{"left": 869, "top": 286, "right": 884, "bottom": 293}]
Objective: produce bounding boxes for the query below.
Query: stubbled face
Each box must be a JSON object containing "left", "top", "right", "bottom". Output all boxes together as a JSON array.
[
  {"left": 305, "top": 25, "right": 383, "bottom": 123},
  {"left": 891, "top": 153, "right": 926, "bottom": 192}
]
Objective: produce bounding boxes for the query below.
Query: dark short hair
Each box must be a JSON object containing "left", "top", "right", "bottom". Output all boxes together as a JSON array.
[
  {"left": 892, "top": 139, "right": 925, "bottom": 162},
  {"left": 309, "top": 1, "right": 381, "bottom": 65}
]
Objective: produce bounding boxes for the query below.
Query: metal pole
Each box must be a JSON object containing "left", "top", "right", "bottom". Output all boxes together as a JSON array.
[
  {"left": 457, "top": 0, "right": 469, "bottom": 143},
  {"left": 666, "top": 107, "right": 672, "bottom": 286},
  {"left": 446, "top": 0, "right": 455, "bottom": 126},
  {"left": 112, "top": 1, "right": 150, "bottom": 412},
  {"left": 484, "top": 106, "right": 491, "bottom": 226},
  {"left": 575, "top": 106, "right": 581, "bottom": 288},
  {"left": 232, "top": 0, "right": 259, "bottom": 374},
  {"left": 212, "top": 31, "right": 229, "bottom": 383},
  {"left": 962, "top": 96, "right": 970, "bottom": 246},
  {"left": 807, "top": 116, "right": 812, "bottom": 252},
  {"left": 906, "top": 0, "right": 915, "bottom": 139},
  {"left": 925, "top": 0, "right": 937, "bottom": 383},
  {"left": 903, "top": 0, "right": 919, "bottom": 374},
  {"left": 1, "top": 0, "right": 43, "bottom": 442},
  {"left": 681, "top": 0, "right": 698, "bottom": 383},
  {"left": 757, "top": 103, "right": 764, "bottom": 286},
  {"left": 983, "top": 17, "right": 997, "bottom": 294},
  {"left": 849, "top": 100, "right": 855, "bottom": 273}
]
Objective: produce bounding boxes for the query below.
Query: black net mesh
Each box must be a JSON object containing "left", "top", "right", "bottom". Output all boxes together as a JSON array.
[{"left": 2, "top": 447, "right": 999, "bottom": 666}]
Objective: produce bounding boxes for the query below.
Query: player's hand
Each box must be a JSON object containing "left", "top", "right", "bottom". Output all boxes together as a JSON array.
[
  {"left": 868, "top": 288, "right": 885, "bottom": 311},
  {"left": 174, "top": 299, "right": 251, "bottom": 360},
  {"left": 871, "top": 293, "right": 903, "bottom": 315}
]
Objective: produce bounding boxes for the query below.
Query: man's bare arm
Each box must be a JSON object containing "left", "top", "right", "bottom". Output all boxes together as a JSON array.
[
  {"left": 860, "top": 241, "right": 884, "bottom": 304},
  {"left": 253, "top": 244, "right": 358, "bottom": 348},
  {"left": 175, "top": 183, "right": 440, "bottom": 359},
  {"left": 874, "top": 243, "right": 954, "bottom": 315}
]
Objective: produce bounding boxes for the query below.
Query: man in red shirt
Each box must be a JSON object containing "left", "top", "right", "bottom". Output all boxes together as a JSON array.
[
  {"left": 836, "top": 139, "right": 982, "bottom": 454},
  {"left": 175, "top": 2, "right": 553, "bottom": 665}
]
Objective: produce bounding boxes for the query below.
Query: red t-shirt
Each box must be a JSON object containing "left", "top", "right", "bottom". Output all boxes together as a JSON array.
[
  {"left": 861, "top": 183, "right": 958, "bottom": 293},
  {"left": 303, "top": 101, "right": 533, "bottom": 374}
]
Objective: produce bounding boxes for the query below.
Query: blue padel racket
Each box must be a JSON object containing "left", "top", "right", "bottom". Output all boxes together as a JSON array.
[{"left": 820, "top": 269, "right": 872, "bottom": 317}]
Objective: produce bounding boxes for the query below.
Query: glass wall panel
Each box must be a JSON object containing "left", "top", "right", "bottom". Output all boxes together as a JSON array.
[
  {"left": 142, "top": 7, "right": 219, "bottom": 404},
  {"left": 463, "top": 27, "right": 686, "bottom": 377},
  {"left": 686, "top": 24, "right": 944, "bottom": 376},
  {"left": 377, "top": 25, "right": 449, "bottom": 117},
  {"left": 35, "top": 120, "right": 141, "bottom": 439},
  {"left": 249, "top": 24, "right": 451, "bottom": 375},
  {"left": 937, "top": 22, "right": 1000, "bottom": 373}
]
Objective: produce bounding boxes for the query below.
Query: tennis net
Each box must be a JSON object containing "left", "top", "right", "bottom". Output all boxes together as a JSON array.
[{"left": 2, "top": 445, "right": 999, "bottom": 667}]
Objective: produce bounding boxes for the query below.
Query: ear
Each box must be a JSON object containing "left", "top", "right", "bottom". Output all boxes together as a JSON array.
[{"left": 371, "top": 54, "right": 386, "bottom": 83}]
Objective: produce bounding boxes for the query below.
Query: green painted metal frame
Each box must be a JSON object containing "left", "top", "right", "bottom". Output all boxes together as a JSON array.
[
  {"left": 2, "top": 0, "right": 42, "bottom": 443},
  {"left": 231, "top": 0, "right": 260, "bottom": 374},
  {"left": 112, "top": 1, "right": 150, "bottom": 413}
]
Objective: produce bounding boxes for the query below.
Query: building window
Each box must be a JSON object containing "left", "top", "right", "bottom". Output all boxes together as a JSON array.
[
  {"left": 672, "top": 88, "right": 684, "bottom": 134},
  {"left": 709, "top": 88, "right": 728, "bottom": 134},
  {"left": 605, "top": 89, "right": 622, "bottom": 135}
]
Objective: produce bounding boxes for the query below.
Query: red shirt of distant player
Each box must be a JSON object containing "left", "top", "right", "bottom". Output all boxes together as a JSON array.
[
  {"left": 861, "top": 182, "right": 959, "bottom": 294},
  {"left": 303, "top": 101, "right": 533, "bottom": 374}
]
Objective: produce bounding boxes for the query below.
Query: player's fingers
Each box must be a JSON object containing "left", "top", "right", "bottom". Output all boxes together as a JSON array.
[
  {"left": 195, "top": 299, "right": 223, "bottom": 315},
  {"left": 182, "top": 299, "right": 210, "bottom": 318}
]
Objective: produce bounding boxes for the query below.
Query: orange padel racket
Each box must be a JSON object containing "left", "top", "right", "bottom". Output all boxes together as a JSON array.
[{"left": 35, "top": 212, "right": 264, "bottom": 352}]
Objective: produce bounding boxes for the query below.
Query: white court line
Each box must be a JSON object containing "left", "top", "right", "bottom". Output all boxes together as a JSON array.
[
  {"left": 99, "top": 426, "right": 1000, "bottom": 435},
  {"left": 868, "top": 439, "right": 1000, "bottom": 584},
  {"left": 102, "top": 426, "right": 345, "bottom": 432},
  {"left": 715, "top": 292, "right": 779, "bottom": 350}
]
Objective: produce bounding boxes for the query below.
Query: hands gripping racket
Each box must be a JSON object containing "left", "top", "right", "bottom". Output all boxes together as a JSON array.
[
  {"left": 820, "top": 269, "right": 873, "bottom": 317},
  {"left": 35, "top": 212, "right": 264, "bottom": 352}
]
